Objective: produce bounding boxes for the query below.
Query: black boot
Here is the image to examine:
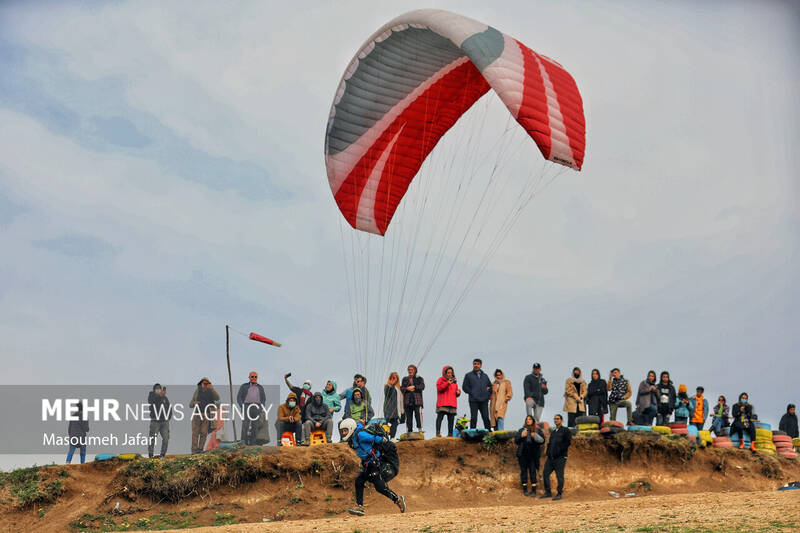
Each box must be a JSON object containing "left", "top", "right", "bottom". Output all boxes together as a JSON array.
[
  {"left": 522, "top": 485, "right": 529, "bottom": 496},
  {"left": 529, "top": 484, "right": 537, "bottom": 497}
]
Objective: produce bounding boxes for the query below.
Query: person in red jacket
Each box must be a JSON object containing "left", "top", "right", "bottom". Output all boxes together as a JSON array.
[{"left": 436, "top": 366, "right": 461, "bottom": 437}]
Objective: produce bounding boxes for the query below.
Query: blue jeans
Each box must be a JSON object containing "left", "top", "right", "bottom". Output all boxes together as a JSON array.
[
  {"left": 711, "top": 417, "right": 724, "bottom": 435},
  {"left": 66, "top": 444, "right": 86, "bottom": 464},
  {"left": 495, "top": 417, "right": 504, "bottom": 431}
]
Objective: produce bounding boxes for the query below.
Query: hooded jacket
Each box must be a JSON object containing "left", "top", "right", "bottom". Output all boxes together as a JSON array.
[
  {"left": 349, "top": 423, "right": 385, "bottom": 464},
  {"left": 436, "top": 366, "right": 460, "bottom": 408},
  {"left": 675, "top": 389, "right": 691, "bottom": 419},
  {"left": 305, "top": 393, "right": 332, "bottom": 424},
  {"left": 346, "top": 387, "right": 373, "bottom": 422},
  {"left": 462, "top": 368, "right": 492, "bottom": 403},
  {"left": 523, "top": 368, "right": 548, "bottom": 406},
  {"left": 67, "top": 407, "right": 90, "bottom": 440},
  {"left": 278, "top": 392, "right": 301, "bottom": 422},
  {"left": 321, "top": 381, "right": 341, "bottom": 413}
]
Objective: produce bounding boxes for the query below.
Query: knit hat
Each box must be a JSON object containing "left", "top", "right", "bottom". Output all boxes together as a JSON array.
[{"left": 678, "top": 384, "right": 687, "bottom": 393}]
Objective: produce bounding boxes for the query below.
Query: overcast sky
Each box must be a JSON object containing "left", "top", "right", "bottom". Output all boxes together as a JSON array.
[{"left": 1, "top": 0, "right": 798, "bottom": 448}]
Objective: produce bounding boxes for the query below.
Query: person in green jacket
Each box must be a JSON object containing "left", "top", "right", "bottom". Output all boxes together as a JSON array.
[{"left": 345, "top": 388, "right": 373, "bottom": 426}]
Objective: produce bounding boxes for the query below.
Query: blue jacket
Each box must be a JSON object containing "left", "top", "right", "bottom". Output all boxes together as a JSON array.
[
  {"left": 688, "top": 396, "right": 709, "bottom": 422},
  {"left": 462, "top": 370, "right": 492, "bottom": 402},
  {"left": 351, "top": 424, "right": 384, "bottom": 464}
]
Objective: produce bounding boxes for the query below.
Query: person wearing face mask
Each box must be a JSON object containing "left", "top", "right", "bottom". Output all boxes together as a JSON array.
[
  {"left": 515, "top": 415, "right": 545, "bottom": 496},
  {"left": 436, "top": 366, "right": 460, "bottom": 437},
  {"left": 384, "top": 372, "right": 404, "bottom": 439},
  {"left": 730, "top": 392, "right": 756, "bottom": 451},
  {"left": 540, "top": 414, "right": 571, "bottom": 501},
  {"left": 563, "top": 367, "right": 587, "bottom": 428},
  {"left": 655, "top": 372, "right": 676, "bottom": 426},
  {"left": 277, "top": 392, "right": 302, "bottom": 445},
  {"left": 302, "top": 392, "right": 333, "bottom": 444},
  {"left": 284, "top": 374, "right": 313, "bottom": 420},
  {"left": 147, "top": 383, "right": 171, "bottom": 458},
  {"left": 489, "top": 369, "right": 513, "bottom": 431},
  {"left": 401, "top": 365, "right": 425, "bottom": 434},
  {"left": 635, "top": 371, "right": 658, "bottom": 426}
]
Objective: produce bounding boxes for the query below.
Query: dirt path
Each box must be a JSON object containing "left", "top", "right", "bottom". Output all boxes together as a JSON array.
[{"left": 169, "top": 490, "right": 800, "bottom": 533}]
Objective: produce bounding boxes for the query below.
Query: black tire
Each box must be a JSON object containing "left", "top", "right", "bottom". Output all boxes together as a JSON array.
[
  {"left": 772, "top": 430, "right": 787, "bottom": 436},
  {"left": 575, "top": 415, "right": 600, "bottom": 425}
]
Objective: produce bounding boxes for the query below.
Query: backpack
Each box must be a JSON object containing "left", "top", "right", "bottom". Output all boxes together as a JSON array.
[{"left": 350, "top": 423, "right": 399, "bottom": 481}]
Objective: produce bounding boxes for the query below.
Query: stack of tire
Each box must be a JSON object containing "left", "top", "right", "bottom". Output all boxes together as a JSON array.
[
  {"left": 652, "top": 425, "right": 672, "bottom": 436},
  {"left": 754, "top": 428, "right": 777, "bottom": 455},
  {"left": 773, "top": 431, "right": 797, "bottom": 460},
  {"left": 730, "top": 431, "right": 752, "bottom": 448},
  {"left": 575, "top": 415, "right": 600, "bottom": 436},
  {"left": 668, "top": 422, "right": 688, "bottom": 437},
  {"left": 600, "top": 420, "right": 625, "bottom": 437},
  {"left": 794, "top": 437, "right": 800, "bottom": 452},
  {"left": 712, "top": 436, "right": 734, "bottom": 448}
]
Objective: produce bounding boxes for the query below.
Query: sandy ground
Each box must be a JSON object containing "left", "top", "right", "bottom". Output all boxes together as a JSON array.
[{"left": 167, "top": 490, "right": 800, "bottom": 533}]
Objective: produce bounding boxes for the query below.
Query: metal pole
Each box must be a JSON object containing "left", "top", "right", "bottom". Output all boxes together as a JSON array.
[{"left": 226, "top": 325, "right": 237, "bottom": 438}]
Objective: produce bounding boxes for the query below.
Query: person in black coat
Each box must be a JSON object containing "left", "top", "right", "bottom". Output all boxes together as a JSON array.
[
  {"left": 515, "top": 415, "right": 545, "bottom": 496},
  {"left": 779, "top": 404, "right": 798, "bottom": 439},
  {"left": 401, "top": 365, "right": 425, "bottom": 433},
  {"left": 655, "top": 371, "right": 676, "bottom": 426},
  {"left": 730, "top": 392, "right": 757, "bottom": 451},
  {"left": 66, "top": 402, "right": 89, "bottom": 464},
  {"left": 586, "top": 369, "right": 608, "bottom": 424},
  {"left": 540, "top": 414, "right": 571, "bottom": 500},
  {"left": 462, "top": 358, "right": 492, "bottom": 430}
]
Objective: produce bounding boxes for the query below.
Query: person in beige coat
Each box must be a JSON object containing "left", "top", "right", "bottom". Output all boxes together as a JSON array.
[
  {"left": 490, "top": 369, "right": 513, "bottom": 431},
  {"left": 563, "top": 367, "right": 587, "bottom": 428}
]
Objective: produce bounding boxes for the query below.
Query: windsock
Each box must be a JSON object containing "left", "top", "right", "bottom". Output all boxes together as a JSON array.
[{"left": 249, "top": 332, "right": 281, "bottom": 347}]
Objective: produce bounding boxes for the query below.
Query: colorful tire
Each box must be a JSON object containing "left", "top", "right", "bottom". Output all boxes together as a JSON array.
[
  {"left": 755, "top": 428, "right": 772, "bottom": 440},
  {"left": 577, "top": 423, "right": 600, "bottom": 431},
  {"left": 116, "top": 453, "right": 140, "bottom": 461},
  {"left": 779, "top": 451, "right": 798, "bottom": 459},
  {"left": 671, "top": 428, "right": 689, "bottom": 435},
  {"left": 772, "top": 430, "right": 788, "bottom": 436},
  {"left": 628, "top": 425, "right": 653, "bottom": 432},
  {"left": 575, "top": 415, "right": 601, "bottom": 425},
  {"left": 667, "top": 423, "right": 687, "bottom": 429},
  {"left": 773, "top": 435, "right": 793, "bottom": 444},
  {"left": 492, "top": 430, "right": 517, "bottom": 441},
  {"left": 94, "top": 454, "right": 116, "bottom": 461},
  {"left": 753, "top": 421, "right": 771, "bottom": 431},
  {"left": 713, "top": 441, "right": 734, "bottom": 448},
  {"left": 652, "top": 426, "right": 672, "bottom": 435},
  {"left": 603, "top": 420, "right": 625, "bottom": 428}
]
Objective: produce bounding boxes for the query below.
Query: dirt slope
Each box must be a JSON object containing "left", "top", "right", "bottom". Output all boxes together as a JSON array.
[{"left": 2, "top": 434, "right": 799, "bottom": 532}]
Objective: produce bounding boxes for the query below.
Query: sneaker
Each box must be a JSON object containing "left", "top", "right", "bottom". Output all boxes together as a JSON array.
[
  {"left": 540, "top": 492, "right": 552, "bottom": 499},
  {"left": 553, "top": 494, "right": 562, "bottom": 501},
  {"left": 348, "top": 506, "right": 365, "bottom": 516},
  {"left": 396, "top": 495, "right": 406, "bottom": 513}
]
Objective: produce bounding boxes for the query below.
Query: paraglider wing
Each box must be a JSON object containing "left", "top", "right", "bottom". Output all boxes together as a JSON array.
[{"left": 325, "top": 9, "right": 586, "bottom": 235}]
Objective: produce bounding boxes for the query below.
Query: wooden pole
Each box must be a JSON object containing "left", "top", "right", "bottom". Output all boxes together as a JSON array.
[{"left": 226, "top": 325, "right": 237, "bottom": 438}]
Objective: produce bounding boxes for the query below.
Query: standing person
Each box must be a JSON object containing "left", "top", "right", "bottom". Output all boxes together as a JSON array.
[
  {"left": 66, "top": 402, "right": 89, "bottom": 464},
  {"left": 321, "top": 380, "right": 342, "bottom": 420},
  {"left": 190, "top": 377, "right": 219, "bottom": 454},
  {"left": 339, "top": 419, "right": 406, "bottom": 516},
  {"left": 779, "top": 404, "right": 798, "bottom": 439},
  {"left": 515, "top": 415, "right": 545, "bottom": 496},
  {"left": 277, "top": 392, "right": 302, "bottom": 445},
  {"left": 607, "top": 368, "right": 633, "bottom": 424},
  {"left": 689, "top": 386, "right": 708, "bottom": 431},
  {"left": 302, "top": 392, "right": 333, "bottom": 444},
  {"left": 401, "top": 365, "right": 425, "bottom": 433},
  {"left": 342, "top": 375, "right": 373, "bottom": 416},
  {"left": 436, "top": 366, "right": 460, "bottom": 437},
  {"left": 237, "top": 371, "right": 266, "bottom": 445},
  {"left": 540, "top": 414, "right": 571, "bottom": 501},
  {"left": 655, "top": 372, "right": 676, "bottom": 426},
  {"left": 730, "top": 392, "right": 757, "bottom": 451},
  {"left": 147, "top": 384, "right": 171, "bottom": 458},
  {"left": 383, "top": 373, "right": 404, "bottom": 439},
  {"left": 345, "top": 388, "right": 373, "bottom": 425},
  {"left": 284, "top": 373, "right": 312, "bottom": 420},
  {"left": 674, "top": 384, "right": 691, "bottom": 424},
  {"left": 462, "top": 358, "right": 492, "bottom": 430},
  {"left": 710, "top": 395, "right": 730, "bottom": 436},
  {"left": 523, "top": 363, "right": 548, "bottom": 422},
  {"left": 490, "top": 369, "right": 513, "bottom": 431},
  {"left": 563, "top": 367, "right": 587, "bottom": 428},
  {"left": 635, "top": 371, "right": 658, "bottom": 426},
  {"left": 586, "top": 369, "right": 608, "bottom": 425}
]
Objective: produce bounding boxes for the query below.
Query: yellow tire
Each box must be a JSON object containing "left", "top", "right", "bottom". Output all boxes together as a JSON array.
[
  {"left": 755, "top": 428, "right": 772, "bottom": 440},
  {"left": 653, "top": 426, "right": 672, "bottom": 435},
  {"left": 577, "top": 423, "right": 599, "bottom": 431}
]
